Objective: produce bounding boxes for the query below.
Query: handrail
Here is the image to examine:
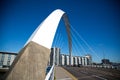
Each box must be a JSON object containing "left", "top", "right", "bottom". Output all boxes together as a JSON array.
[{"left": 45, "top": 64, "right": 54, "bottom": 80}]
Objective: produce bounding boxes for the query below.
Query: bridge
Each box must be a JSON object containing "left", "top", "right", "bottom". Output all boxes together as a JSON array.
[
  {"left": 1, "top": 9, "right": 120, "bottom": 80},
  {"left": 1, "top": 9, "right": 72, "bottom": 80}
]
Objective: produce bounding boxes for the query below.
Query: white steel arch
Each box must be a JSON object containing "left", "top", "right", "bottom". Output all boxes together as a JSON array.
[{"left": 25, "top": 9, "right": 65, "bottom": 49}]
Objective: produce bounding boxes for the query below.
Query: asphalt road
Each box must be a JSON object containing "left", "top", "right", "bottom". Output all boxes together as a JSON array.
[{"left": 63, "top": 66, "right": 120, "bottom": 80}]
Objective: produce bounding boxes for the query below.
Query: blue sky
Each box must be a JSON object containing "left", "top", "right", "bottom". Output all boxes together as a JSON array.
[{"left": 0, "top": 0, "right": 120, "bottom": 63}]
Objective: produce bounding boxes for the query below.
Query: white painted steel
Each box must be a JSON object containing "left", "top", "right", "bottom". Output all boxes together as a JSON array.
[{"left": 25, "top": 9, "right": 65, "bottom": 49}]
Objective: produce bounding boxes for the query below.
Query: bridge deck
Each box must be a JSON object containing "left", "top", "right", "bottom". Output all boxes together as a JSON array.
[
  {"left": 55, "top": 66, "right": 77, "bottom": 80},
  {"left": 63, "top": 66, "right": 120, "bottom": 80}
]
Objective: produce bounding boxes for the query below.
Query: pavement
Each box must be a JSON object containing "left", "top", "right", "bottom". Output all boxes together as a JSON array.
[{"left": 55, "top": 66, "right": 77, "bottom": 80}]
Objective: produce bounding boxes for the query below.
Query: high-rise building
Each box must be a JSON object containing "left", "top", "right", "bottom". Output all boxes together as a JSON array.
[{"left": 50, "top": 47, "right": 60, "bottom": 66}]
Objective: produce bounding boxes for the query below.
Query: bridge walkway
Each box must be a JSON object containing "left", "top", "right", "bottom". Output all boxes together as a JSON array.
[{"left": 55, "top": 66, "right": 77, "bottom": 80}]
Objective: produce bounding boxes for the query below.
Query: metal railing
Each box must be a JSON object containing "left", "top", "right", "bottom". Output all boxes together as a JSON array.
[{"left": 45, "top": 64, "right": 54, "bottom": 80}]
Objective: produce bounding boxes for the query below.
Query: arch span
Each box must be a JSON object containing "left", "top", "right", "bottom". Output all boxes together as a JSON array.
[{"left": 25, "top": 9, "right": 71, "bottom": 52}]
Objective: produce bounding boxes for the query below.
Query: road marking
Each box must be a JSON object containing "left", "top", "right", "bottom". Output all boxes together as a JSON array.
[{"left": 92, "top": 75, "right": 107, "bottom": 80}]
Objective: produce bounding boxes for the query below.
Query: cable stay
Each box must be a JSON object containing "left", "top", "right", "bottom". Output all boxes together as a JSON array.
[
  {"left": 71, "top": 29, "right": 83, "bottom": 56},
  {"left": 71, "top": 27, "right": 87, "bottom": 56},
  {"left": 52, "top": 20, "right": 101, "bottom": 62},
  {"left": 70, "top": 23, "right": 101, "bottom": 61}
]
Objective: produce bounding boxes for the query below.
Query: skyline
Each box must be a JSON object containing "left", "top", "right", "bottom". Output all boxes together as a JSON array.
[{"left": 0, "top": 0, "right": 120, "bottom": 63}]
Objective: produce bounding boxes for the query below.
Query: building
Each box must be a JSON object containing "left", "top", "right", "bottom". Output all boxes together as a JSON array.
[
  {"left": 85, "top": 54, "right": 92, "bottom": 65},
  {"left": 84, "top": 57, "right": 88, "bottom": 66},
  {"left": 0, "top": 52, "right": 17, "bottom": 68},
  {"left": 71, "top": 56, "right": 73, "bottom": 66},
  {"left": 102, "top": 59, "right": 110, "bottom": 64},
  {"left": 78, "top": 57, "right": 82, "bottom": 65},
  {"left": 59, "top": 54, "right": 92, "bottom": 67},
  {"left": 81, "top": 57, "right": 85, "bottom": 66},
  {"left": 49, "top": 50, "right": 54, "bottom": 65},
  {"left": 50, "top": 47, "right": 60, "bottom": 66},
  {"left": 60, "top": 54, "right": 65, "bottom": 66},
  {"left": 65, "top": 55, "right": 69, "bottom": 66},
  {"left": 74, "top": 56, "right": 78, "bottom": 66},
  {"left": 49, "top": 47, "right": 93, "bottom": 67}
]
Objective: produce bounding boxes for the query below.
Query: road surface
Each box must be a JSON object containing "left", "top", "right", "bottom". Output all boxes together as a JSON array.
[{"left": 63, "top": 66, "right": 120, "bottom": 80}]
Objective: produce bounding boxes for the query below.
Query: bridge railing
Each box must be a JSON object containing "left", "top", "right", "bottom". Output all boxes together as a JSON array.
[{"left": 45, "top": 64, "right": 54, "bottom": 80}]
